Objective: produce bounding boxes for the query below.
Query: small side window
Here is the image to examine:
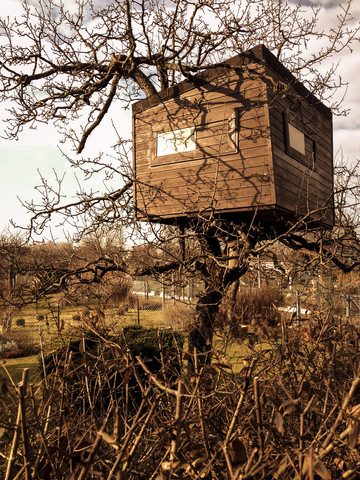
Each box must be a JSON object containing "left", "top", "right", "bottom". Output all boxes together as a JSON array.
[
  {"left": 284, "top": 114, "right": 315, "bottom": 169},
  {"left": 288, "top": 123, "right": 305, "bottom": 156}
]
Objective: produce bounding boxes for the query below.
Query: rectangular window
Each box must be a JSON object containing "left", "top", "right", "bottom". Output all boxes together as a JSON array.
[
  {"left": 156, "top": 127, "right": 196, "bottom": 157},
  {"left": 284, "top": 114, "right": 316, "bottom": 169},
  {"left": 288, "top": 123, "right": 305, "bottom": 156}
]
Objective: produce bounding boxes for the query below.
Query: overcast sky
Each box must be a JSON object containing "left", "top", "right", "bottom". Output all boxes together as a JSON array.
[{"left": 0, "top": 0, "right": 359, "bottom": 240}]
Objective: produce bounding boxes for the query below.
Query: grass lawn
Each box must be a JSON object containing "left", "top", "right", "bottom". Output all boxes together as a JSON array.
[
  {"left": 1, "top": 355, "right": 40, "bottom": 385},
  {"left": 0, "top": 303, "right": 171, "bottom": 387},
  {"left": 1, "top": 296, "right": 273, "bottom": 383}
]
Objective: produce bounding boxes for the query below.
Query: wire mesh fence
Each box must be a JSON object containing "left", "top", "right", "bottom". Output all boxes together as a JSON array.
[
  {"left": 1, "top": 278, "right": 360, "bottom": 358},
  {"left": 0, "top": 282, "right": 196, "bottom": 357},
  {"left": 286, "top": 286, "right": 359, "bottom": 319}
]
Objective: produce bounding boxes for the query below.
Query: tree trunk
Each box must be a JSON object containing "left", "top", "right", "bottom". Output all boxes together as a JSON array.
[
  {"left": 188, "top": 287, "right": 223, "bottom": 368},
  {"left": 187, "top": 230, "right": 254, "bottom": 369}
]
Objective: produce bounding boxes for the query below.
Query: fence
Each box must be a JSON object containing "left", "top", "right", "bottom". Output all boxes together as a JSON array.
[
  {"left": 1, "top": 278, "right": 360, "bottom": 359},
  {"left": 132, "top": 279, "right": 202, "bottom": 305},
  {"left": 0, "top": 284, "right": 196, "bottom": 357},
  {"left": 255, "top": 283, "right": 360, "bottom": 322}
]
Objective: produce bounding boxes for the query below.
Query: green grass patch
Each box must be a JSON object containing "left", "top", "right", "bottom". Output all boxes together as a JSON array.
[{"left": 1, "top": 355, "right": 40, "bottom": 384}]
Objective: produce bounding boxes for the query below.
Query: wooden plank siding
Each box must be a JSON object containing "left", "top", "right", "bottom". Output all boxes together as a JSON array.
[
  {"left": 265, "top": 63, "right": 334, "bottom": 226},
  {"left": 133, "top": 45, "right": 333, "bottom": 228},
  {"left": 133, "top": 60, "right": 275, "bottom": 221}
]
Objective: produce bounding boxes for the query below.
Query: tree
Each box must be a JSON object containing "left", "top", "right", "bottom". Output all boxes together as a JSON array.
[
  {"left": 1, "top": 0, "right": 359, "bottom": 360},
  {"left": 0, "top": 231, "right": 30, "bottom": 331}
]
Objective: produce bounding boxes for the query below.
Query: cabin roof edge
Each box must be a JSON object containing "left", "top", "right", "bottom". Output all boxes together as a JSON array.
[{"left": 132, "top": 44, "right": 332, "bottom": 121}]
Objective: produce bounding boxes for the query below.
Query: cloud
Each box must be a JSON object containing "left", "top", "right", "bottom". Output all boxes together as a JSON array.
[{"left": 0, "top": 0, "right": 24, "bottom": 16}]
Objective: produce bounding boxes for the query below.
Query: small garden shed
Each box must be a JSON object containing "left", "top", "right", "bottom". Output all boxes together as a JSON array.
[{"left": 132, "top": 44, "right": 333, "bottom": 228}]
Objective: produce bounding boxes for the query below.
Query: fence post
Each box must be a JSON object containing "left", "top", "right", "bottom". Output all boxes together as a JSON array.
[
  {"left": 136, "top": 297, "right": 140, "bottom": 326},
  {"left": 57, "top": 303, "right": 60, "bottom": 331},
  {"left": 172, "top": 274, "right": 175, "bottom": 305},
  {"left": 296, "top": 290, "right": 301, "bottom": 324},
  {"left": 346, "top": 295, "right": 351, "bottom": 318},
  {"left": 317, "top": 282, "right": 321, "bottom": 308},
  {"left": 162, "top": 282, "right": 166, "bottom": 310}
]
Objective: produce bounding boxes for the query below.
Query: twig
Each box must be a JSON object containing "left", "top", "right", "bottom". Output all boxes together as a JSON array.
[
  {"left": 30, "top": 386, "right": 61, "bottom": 480},
  {"left": 5, "top": 396, "right": 22, "bottom": 480},
  {"left": 308, "top": 447, "right": 314, "bottom": 480},
  {"left": 322, "top": 342, "right": 336, "bottom": 415},
  {"left": 320, "top": 376, "right": 360, "bottom": 454},
  {"left": 2, "top": 363, "right": 17, "bottom": 390},
  {"left": 243, "top": 447, "right": 258, "bottom": 477},
  {"left": 224, "top": 359, "right": 256, "bottom": 445},
  {"left": 105, "top": 387, "right": 152, "bottom": 480},
  {"left": 318, "top": 425, "right": 352, "bottom": 460},
  {"left": 299, "top": 395, "right": 315, "bottom": 479},
  {"left": 223, "top": 359, "right": 256, "bottom": 477},
  {"left": 254, "top": 376, "right": 264, "bottom": 453},
  {"left": 121, "top": 399, "right": 158, "bottom": 474},
  {"left": 170, "top": 381, "right": 184, "bottom": 463},
  {"left": 77, "top": 434, "right": 103, "bottom": 480},
  {"left": 193, "top": 348, "right": 211, "bottom": 460},
  {"left": 18, "top": 369, "right": 31, "bottom": 480},
  {"left": 11, "top": 463, "right": 27, "bottom": 480},
  {"left": 135, "top": 355, "right": 183, "bottom": 396}
]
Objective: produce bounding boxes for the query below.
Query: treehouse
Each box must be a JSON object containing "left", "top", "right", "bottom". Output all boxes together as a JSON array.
[{"left": 132, "top": 45, "right": 334, "bottom": 230}]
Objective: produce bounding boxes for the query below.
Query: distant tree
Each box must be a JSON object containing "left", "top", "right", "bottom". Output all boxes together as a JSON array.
[
  {"left": 0, "top": 231, "right": 30, "bottom": 331},
  {"left": 0, "top": 231, "right": 29, "bottom": 299}
]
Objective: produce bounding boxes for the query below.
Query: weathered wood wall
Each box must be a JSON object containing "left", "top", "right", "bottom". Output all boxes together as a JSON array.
[
  {"left": 133, "top": 64, "right": 275, "bottom": 220},
  {"left": 266, "top": 64, "right": 334, "bottom": 226},
  {"left": 132, "top": 45, "right": 333, "bottom": 228}
]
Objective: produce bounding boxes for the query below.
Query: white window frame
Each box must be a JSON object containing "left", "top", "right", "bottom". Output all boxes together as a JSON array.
[{"left": 156, "top": 127, "right": 196, "bottom": 157}]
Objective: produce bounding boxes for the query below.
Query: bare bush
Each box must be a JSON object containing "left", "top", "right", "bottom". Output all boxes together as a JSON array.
[
  {"left": 217, "top": 286, "right": 284, "bottom": 340},
  {"left": 2, "top": 313, "right": 360, "bottom": 479},
  {"left": 0, "top": 336, "right": 18, "bottom": 357},
  {"left": 0, "top": 331, "right": 39, "bottom": 359},
  {"left": 164, "top": 303, "right": 196, "bottom": 332}
]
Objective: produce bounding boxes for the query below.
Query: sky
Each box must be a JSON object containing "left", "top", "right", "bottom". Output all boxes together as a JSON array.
[{"left": 0, "top": 0, "right": 359, "bottom": 240}]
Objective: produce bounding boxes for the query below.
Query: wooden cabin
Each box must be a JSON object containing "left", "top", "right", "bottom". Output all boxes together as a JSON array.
[{"left": 132, "top": 45, "right": 334, "bottom": 229}]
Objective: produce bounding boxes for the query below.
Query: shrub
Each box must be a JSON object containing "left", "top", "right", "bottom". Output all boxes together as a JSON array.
[
  {"left": 15, "top": 318, "right": 25, "bottom": 327},
  {"left": 5, "top": 313, "right": 360, "bottom": 479},
  {"left": 139, "top": 303, "right": 162, "bottom": 311},
  {"left": 123, "top": 325, "right": 184, "bottom": 360},
  {"left": 40, "top": 335, "right": 111, "bottom": 412},
  {"left": 72, "top": 314, "right": 81, "bottom": 322},
  {"left": 117, "top": 305, "right": 129, "bottom": 316},
  {"left": 217, "top": 285, "right": 284, "bottom": 340},
  {"left": 164, "top": 303, "right": 195, "bottom": 331},
  {"left": 123, "top": 326, "right": 184, "bottom": 404},
  {"left": 37, "top": 314, "right": 45, "bottom": 321},
  {"left": 0, "top": 339, "right": 19, "bottom": 357},
  {"left": 40, "top": 327, "right": 184, "bottom": 416}
]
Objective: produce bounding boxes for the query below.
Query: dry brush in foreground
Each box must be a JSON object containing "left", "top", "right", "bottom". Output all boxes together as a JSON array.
[{"left": 1, "top": 315, "right": 360, "bottom": 479}]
